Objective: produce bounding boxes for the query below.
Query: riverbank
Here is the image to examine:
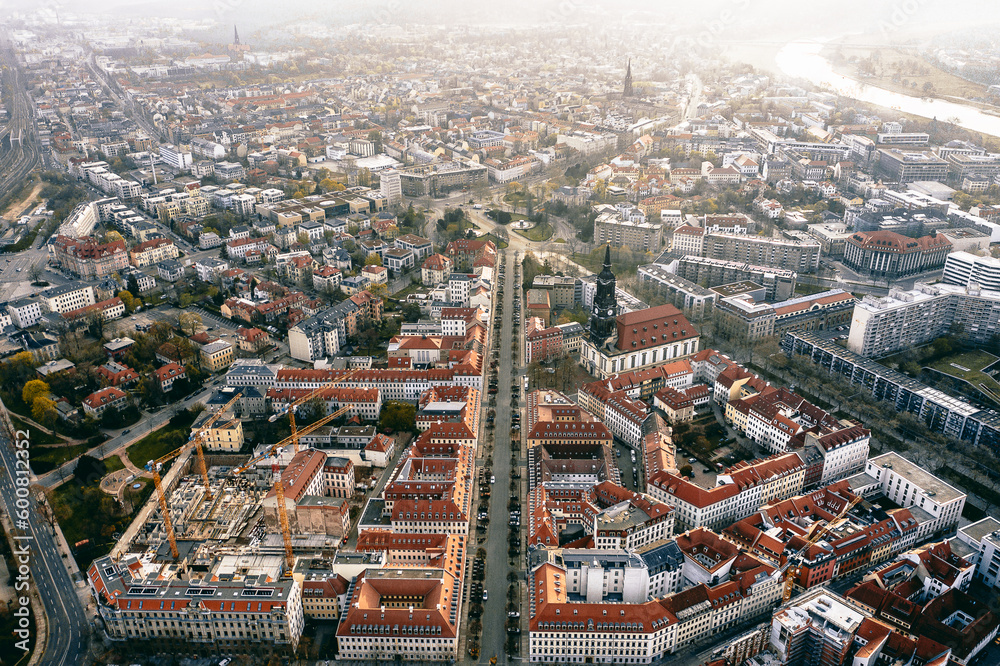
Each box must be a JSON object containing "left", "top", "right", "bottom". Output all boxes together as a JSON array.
[
  {"left": 775, "top": 40, "right": 1000, "bottom": 139},
  {"left": 820, "top": 41, "right": 999, "bottom": 113}
]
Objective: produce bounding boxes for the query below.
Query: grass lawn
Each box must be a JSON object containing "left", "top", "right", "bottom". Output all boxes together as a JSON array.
[
  {"left": 513, "top": 220, "right": 553, "bottom": 242},
  {"left": 10, "top": 416, "right": 62, "bottom": 446},
  {"left": 392, "top": 281, "right": 423, "bottom": 299},
  {"left": 927, "top": 350, "right": 1000, "bottom": 395},
  {"left": 31, "top": 444, "right": 89, "bottom": 474},
  {"left": 103, "top": 455, "right": 125, "bottom": 474},
  {"left": 794, "top": 282, "right": 828, "bottom": 296},
  {"left": 479, "top": 233, "right": 509, "bottom": 249},
  {"left": 52, "top": 477, "right": 153, "bottom": 568},
  {"left": 126, "top": 410, "right": 198, "bottom": 468},
  {"left": 822, "top": 43, "right": 992, "bottom": 107}
]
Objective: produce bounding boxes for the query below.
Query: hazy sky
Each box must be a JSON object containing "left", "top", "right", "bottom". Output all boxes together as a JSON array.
[{"left": 6, "top": 0, "right": 1000, "bottom": 38}]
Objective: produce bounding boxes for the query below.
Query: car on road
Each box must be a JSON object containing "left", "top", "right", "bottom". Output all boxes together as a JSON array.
[
  {"left": 490, "top": 475, "right": 496, "bottom": 484},
  {"left": 688, "top": 457, "right": 697, "bottom": 464},
  {"left": 482, "top": 590, "right": 488, "bottom": 601}
]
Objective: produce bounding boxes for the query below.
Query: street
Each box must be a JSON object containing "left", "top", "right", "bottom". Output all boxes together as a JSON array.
[
  {"left": 478, "top": 251, "right": 518, "bottom": 663},
  {"left": 34, "top": 380, "right": 221, "bottom": 487},
  {"left": 0, "top": 425, "right": 90, "bottom": 666}
]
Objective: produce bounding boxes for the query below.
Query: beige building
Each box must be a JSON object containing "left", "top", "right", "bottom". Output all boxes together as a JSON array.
[{"left": 200, "top": 340, "right": 235, "bottom": 373}]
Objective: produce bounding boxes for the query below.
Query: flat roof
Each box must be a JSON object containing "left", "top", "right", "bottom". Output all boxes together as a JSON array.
[
  {"left": 959, "top": 516, "right": 1000, "bottom": 544},
  {"left": 868, "top": 452, "right": 965, "bottom": 503}
]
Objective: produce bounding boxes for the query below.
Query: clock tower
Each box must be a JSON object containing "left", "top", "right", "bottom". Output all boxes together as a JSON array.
[{"left": 589, "top": 245, "right": 619, "bottom": 345}]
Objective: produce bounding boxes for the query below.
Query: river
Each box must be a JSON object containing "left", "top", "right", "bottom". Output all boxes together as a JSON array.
[{"left": 774, "top": 40, "right": 1000, "bottom": 138}]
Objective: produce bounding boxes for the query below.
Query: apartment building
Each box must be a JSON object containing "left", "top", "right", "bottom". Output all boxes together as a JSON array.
[
  {"left": 267, "top": 387, "right": 382, "bottom": 422},
  {"left": 847, "top": 452, "right": 965, "bottom": 543},
  {"left": 783, "top": 331, "right": 1000, "bottom": 452},
  {"left": 942, "top": 251, "right": 1000, "bottom": 292},
  {"left": 847, "top": 282, "right": 1000, "bottom": 357},
  {"left": 702, "top": 232, "right": 820, "bottom": 273},
  {"left": 670, "top": 256, "right": 797, "bottom": 301},
  {"left": 593, "top": 204, "right": 664, "bottom": 253},
  {"left": 50, "top": 235, "right": 129, "bottom": 279},
  {"left": 89, "top": 555, "right": 303, "bottom": 654},
  {"left": 200, "top": 340, "right": 235, "bottom": 373},
  {"left": 39, "top": 282, "right": 95, "bottom": 314},
  {"left": 647, "top": 453, "right": 806, "bottom": 532},
  {"left": 129, "top": 237, "right": 179, "bottom": 268}
]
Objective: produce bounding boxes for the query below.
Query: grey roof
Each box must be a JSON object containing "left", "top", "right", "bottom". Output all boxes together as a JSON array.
[
  {"left": 636, "top": 539, "right": 684, "bottom": 574},
  {"left": 40, "top": 282, "right": 91, "bottom": 298}
]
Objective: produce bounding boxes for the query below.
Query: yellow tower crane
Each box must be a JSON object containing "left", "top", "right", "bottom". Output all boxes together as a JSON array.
[
  {"left": 233, "top": 402, "right": 353, "bottom": 575},
  {"left": 268, "top": 370, "right": 359, "bottom": 454},
  {"left": 188, "top": 392, "right": 242, "bottom": 501}
]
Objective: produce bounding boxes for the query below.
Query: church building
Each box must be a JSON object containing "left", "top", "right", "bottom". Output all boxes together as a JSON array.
[{"left": 580, "top": 246, "right": 701, "bottom": 379}]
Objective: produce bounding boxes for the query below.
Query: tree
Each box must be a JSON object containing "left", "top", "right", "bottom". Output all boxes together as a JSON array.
[
  {"left": 31, "top": 396, "right": 57, "bottom": 425},
  {"left": 118, "top": 290, "right": 138, "bottom": 314},
  {"left": 379, "top": 401, "right": 416, "bottom": 433},
  {"left": 364, "top": 254, "right": 383, "bottom": 266},
  {"left": 679, "top": 464, "right": 693, "bottom": 477},
  {"left": 367, "top": 283, "right": 388, "bottom": 300},
  {"left": 23, "top": 379, "right": 50, "bottom": 405},
  {"left": 178, "top": 312, "right": 203, "bottom": 336},
  {"left": 28, "top": 263, "right": 43, "bottom": 283}
]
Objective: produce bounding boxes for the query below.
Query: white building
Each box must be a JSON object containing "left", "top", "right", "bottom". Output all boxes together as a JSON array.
[
  {"left": 159, "top": 144, "right": 192, "bottom": 170},
  {"left": 956, "top": 517, "right": 1000, "bottom": 590},
  {"left": 847, "top": 452, "right": 966, "bottom": 543},
  {"left": 40, "top": 283, "right": 95, "bottom": 314}
]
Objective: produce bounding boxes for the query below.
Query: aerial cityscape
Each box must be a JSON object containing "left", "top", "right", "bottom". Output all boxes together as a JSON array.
[{"left": 1, "top": 1, "right": 1000, "bottom": 665}]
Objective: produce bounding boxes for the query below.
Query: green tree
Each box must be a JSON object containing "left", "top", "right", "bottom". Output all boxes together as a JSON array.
[{"left": 379, "top": 401, "right": 416, "bottom": 433}]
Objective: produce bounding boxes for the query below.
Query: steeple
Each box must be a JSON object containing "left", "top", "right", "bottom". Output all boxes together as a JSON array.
[
  {"left": 623, "top": 59, "right": 634, "bottom": 98},
  {"left": 589, "top": 245, "right": 619, "bottom": 345},
  {"left": 234, "top": 25, "right": 241, "bottom": 46}
]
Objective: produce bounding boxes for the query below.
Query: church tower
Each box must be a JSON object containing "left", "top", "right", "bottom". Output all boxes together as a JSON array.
[
  {"left": 623, "top": 59, "right": 634, "bottom": 98},
  {"left": 589, "top": 245, "right": 619, "bottom": 345}
]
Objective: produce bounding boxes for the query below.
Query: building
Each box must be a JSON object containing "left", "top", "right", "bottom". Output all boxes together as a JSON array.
[
  {"left": 526, "top": 318, "right": 564, "bottom": 363},
  {"left": 593, "top": 205, "right": 665, "bottom": 253},
  {"left": 702, "top": 232, "right": 820, "bottom": 273},
  {"left": 847, "top": 282, "right": 1000, "bottom": 357},
  {"left": 847, "top": 452, "right": 965, "bottom": 543},
  {"left": 877, "top": 149, "right": 949, "bottom": 183},
  {"left": 379, "top": 168, "right": 402, "bottom": 205},
  {"left": 200, "top": 340, "right": 235, "bottom": 373},
  {"left": 40, "top": 282, "right": 95, "bottom": 314},
  {"left": 82, "top": 387, "right": 128, "bottom": 418},
  {"left": 287, "top": 293, "right": 384, "bottom": 362},
  {"left": 158, "top": 143, "right": 193, "bottom": 170},
  {"left": 581, "top": 249, "right": 700, "bottom": 379},
  {"left": 153, "top": 363, "right": 186, "bottom": 392},
  {"left": 669, "top": 256, "right": 797, "bottom": 301},
  {"left": 89, "top": 554, "right": 303, "bottom": 655},
  {"left": 956, "top": 517, "right": 1000, "bottom": 591},
  {"left": 97, "top": 361, "right": 140, "bottom": 387},
  {"left": 50, "top": 235, "right": 129, "bottom": 279},
  {"left": 129, "top": 238, "right": 179, "bottom": 268},
  {"left": 769, "top": 590, "right": 865, "bottom": 666},
  {"left": 942, "top": 251, "right": 1000, "bottom": 292},
  {"left": 783, "top": 331, "right": 1000, "bottom": 452},
  {"left": 842, "top": 230, "right": 951, "bottom": 280},
  {"left": 647, "top": 453, "right": 807, "bottom": 532},
  {"left": 421, "top": 254, "right": 453, "bottom": 286}
]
